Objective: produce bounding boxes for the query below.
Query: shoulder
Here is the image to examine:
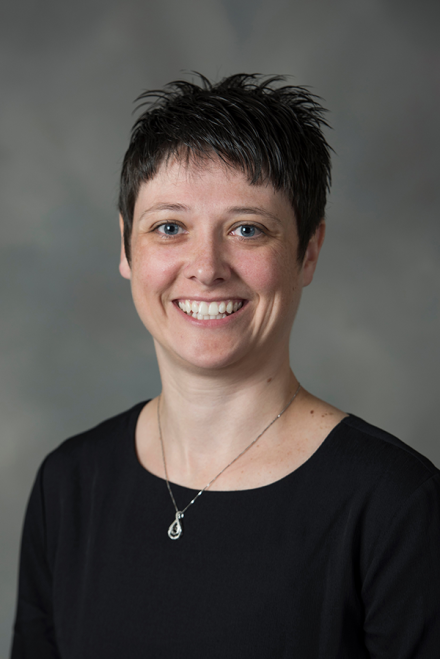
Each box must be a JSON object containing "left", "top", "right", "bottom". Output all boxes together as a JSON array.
[
  {"left": 314, "top": 415, "right": 440, "bottom": 582},
  {"left": 22, "top": 401, "right": 148, "bottom": 574},
  {"left": 324, "top": 414, "right": 440, "bottom": 520},
  {"left": 297, "top": 390, "right": 438, "bottom": 496},
  {"left": 337, "top": 414, "right": 438, "bottom": 479},
  {"left": 39, "top": 401, "right": 147, "bottom": 488}
]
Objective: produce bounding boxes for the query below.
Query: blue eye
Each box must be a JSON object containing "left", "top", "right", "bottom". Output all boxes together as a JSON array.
[
  {"left": 239, "top": 225, "right": 255, "bottom": 237},
  {"left": 232, "top": 225, "right": 261, "bottom": 238},
  {"left": 157, "top": 223, "right": 182, "bottom": 235}
]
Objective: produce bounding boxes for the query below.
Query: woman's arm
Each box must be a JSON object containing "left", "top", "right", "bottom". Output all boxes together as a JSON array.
[
  {"left": 11, "top": 463, "right": 61, "bottom": 658},
  {"left": 362, "top": 473, "right": 440, "bottom": 658}
]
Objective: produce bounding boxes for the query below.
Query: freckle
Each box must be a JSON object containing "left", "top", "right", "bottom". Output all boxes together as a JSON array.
[{"left": 267, "top": 377, "right": 273, "bottom": 383}]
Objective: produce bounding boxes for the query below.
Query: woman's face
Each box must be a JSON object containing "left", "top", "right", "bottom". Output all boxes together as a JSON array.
[{"left": 119, "top": 157, "right": 323, "bottom": 374}]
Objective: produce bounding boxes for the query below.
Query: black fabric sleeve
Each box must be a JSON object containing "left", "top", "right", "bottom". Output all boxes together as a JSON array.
[
  {"left": 362, "top": 473, "right": 440, "bottom": 658},
  {"left": 10, "top": 461, "right": 60, "bottom": 658}
]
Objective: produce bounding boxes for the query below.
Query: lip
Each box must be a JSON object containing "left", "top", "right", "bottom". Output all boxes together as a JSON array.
[
  {"left": 174, "top": 297, "right": 246, "bottom": 303},
  {"left": 173, "top": 299, "right": 247, "bottom": 325}
]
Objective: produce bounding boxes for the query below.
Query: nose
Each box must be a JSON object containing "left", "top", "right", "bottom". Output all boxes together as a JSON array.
[{"left": 184, "top": 235, "right": 231, "bottom": 286}]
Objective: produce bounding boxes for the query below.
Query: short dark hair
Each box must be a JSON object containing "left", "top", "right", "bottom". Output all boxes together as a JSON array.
[{"left": 118, "top": 73, "right": 332, "bottom": 263}]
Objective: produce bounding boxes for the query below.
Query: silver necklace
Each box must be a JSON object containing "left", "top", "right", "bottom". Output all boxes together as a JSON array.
[{"left": 157, "top": 383, "right": 301, "bottom": 540}]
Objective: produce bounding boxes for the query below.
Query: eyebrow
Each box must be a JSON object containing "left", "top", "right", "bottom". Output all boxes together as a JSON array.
[
  {"left": 138, "top": 203, "right": 283, "bottom": 224},
  {"left": 225, "top": 206, "right": 282, "bottom": 224},
  {"left": 139, "top": 203, "right": 189, "bottom": 219}
]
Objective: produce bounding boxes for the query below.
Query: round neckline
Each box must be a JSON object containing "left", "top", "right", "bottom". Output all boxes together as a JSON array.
[{"left": 129, "top": 399, "right": 351, "bottom": 496}]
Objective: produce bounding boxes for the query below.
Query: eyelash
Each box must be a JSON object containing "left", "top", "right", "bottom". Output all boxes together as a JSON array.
[{"left": 154, "top": 222, "right": 264, "bottom": 239}]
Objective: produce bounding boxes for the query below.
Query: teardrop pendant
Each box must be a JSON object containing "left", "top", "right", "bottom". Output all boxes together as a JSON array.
[{"left": 168, "top": 511, "right": 183, "bottom": 540}]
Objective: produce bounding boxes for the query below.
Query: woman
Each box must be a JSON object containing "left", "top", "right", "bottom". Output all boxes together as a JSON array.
[{"left": 12, "top": 74, "right": 440, "bottom": 657}]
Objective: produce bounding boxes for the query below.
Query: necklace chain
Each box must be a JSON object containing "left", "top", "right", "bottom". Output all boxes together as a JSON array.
[{"left": 157, "top": 383, "right": 301, "bottom": 540}]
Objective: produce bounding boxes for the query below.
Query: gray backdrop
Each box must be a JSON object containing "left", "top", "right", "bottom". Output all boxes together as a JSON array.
[{"left": 1, "top": 0, "right": 439, "bottom": 652}]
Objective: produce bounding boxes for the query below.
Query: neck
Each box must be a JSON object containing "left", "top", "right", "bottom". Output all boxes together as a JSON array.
[{"left": 153, "top": 342, "right": 300, "bottom": 483}]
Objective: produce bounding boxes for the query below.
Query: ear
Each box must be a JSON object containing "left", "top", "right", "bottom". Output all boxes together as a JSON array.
[
  {"left": 119, "top": 215, "right": 131, "bottom": 280},
  {"left": 302, "top": 221, "right": 325, "bottom": 287}
]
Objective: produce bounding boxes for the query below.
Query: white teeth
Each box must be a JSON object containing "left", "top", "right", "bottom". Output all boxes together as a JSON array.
[{"left": 178, "top": 299, "right": 243, "bottom": 320}]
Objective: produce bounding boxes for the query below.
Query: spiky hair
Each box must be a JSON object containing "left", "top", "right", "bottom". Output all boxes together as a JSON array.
[{"left": 119, "top": 73, "right": 332, "bottom": 262}]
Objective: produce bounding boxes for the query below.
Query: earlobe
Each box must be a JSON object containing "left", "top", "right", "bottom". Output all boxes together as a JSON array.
[
  {"left": 302, "top": 221, "right": 325, "bottom": 287},
  {"left": 119, "top": 215, "right": 131, "bottom": 280}
]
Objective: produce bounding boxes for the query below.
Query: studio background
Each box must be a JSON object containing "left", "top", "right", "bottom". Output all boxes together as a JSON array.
[{"left": 1, "top": 0, "right": 439, "bottom": 652}]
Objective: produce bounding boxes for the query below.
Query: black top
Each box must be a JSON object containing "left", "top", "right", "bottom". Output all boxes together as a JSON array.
[{"left": 11, "top": 402, "right": 440, "bottom": 658}]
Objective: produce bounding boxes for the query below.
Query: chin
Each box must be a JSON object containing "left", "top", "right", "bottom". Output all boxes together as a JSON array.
[{"left": 171, "top": 341, "right": 250, "bottom": 372}]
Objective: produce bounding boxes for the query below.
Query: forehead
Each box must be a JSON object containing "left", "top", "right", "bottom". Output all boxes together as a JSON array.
[{"left": 134, "top": 156, "right": 295, "bottom": 220}]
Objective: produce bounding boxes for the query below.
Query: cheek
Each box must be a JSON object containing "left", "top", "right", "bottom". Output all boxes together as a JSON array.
[
  {"left": 130, "top": 246, "right": 180, "bottom": 306},
  {"left": 129, "top": 253, "right": 179, "bottom": 338},
  {"left": 238, "top": 248, "right": 298, "bottom": 298}
]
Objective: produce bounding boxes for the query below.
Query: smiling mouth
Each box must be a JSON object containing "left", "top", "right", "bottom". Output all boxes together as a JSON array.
[{"left": 177, "top": 299, "right": 244, "bottom": 320}]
